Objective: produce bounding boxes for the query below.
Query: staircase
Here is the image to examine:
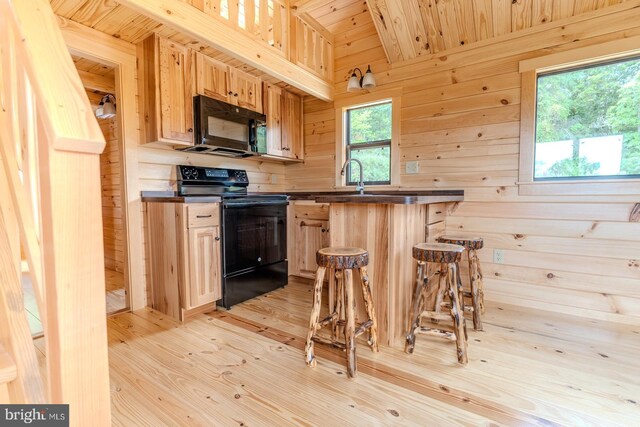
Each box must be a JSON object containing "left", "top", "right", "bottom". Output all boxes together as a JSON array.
[
  {"left": 0, "top": 345, "right": 17, "bottom": 402},
  {"left": 0, "top": 0, "right": 111, "bottom": 425}
]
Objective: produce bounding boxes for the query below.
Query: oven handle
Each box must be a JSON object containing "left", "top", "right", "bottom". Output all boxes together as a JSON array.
[{"left": 223, "top": 201, "right": 289, "bottom": 208}]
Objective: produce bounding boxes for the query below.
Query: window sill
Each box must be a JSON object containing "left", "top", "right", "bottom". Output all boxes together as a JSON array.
[{"left": 517, "top": 179, "right": 640, "bottom": 196}]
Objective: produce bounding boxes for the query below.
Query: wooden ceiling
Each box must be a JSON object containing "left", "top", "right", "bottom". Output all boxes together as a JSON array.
[{"left": 303, "top": 0, "right": 633, "bottom": 64}]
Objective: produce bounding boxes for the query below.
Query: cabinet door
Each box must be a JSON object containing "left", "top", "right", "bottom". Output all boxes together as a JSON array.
[
  {"left": 229, "top": 68, "right": 262, "bottom": 113},
  {"left": 264, "top": 83, "right": 283, "bottom": 156},
  {"left": 295, "top": 218, "right": 329, "bottom": 276},
  {"left": 281, "top": 91, "right": 303, "bottom": 159},
  {"left": 187, "top": 225, "right": 221, "bottom": 308},
  {"left": 158, "top": 37, "right": 195, "bottom": 145},
  {"left": 195, "top": 52, "right": 231, "bottom": 103}
]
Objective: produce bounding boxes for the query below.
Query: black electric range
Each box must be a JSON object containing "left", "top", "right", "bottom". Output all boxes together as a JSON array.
[{"left": 177, "top": 165, "right": 288, "bottom": 309}]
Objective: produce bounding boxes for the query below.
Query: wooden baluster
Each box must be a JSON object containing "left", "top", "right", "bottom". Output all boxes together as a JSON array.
[
  {"left": 245, "top": 0, "right": 255, "bottom": 34},
  {"left": 259, "top": 0, "right": 269, "bottom": 43}
]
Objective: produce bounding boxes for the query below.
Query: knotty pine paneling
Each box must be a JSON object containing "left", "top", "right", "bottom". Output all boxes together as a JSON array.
[
  {"left": 99, "top": 117, "right": 125, "bottom": 273},
  {"left": 288, "top": 3, "right": 640, "bottom": 323}
]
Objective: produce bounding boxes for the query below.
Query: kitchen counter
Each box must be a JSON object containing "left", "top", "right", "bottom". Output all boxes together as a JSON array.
[
  {"left": 278, "top": 190, "right": 464, "bottom": 204},
  {"left": 141, "top": 191, "right": 222, "bottom": 203}
]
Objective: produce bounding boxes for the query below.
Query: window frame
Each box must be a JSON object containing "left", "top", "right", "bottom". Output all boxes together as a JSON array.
[
  {"left": 518, "top": 36, "right": 640, "bottom": 196},
  {"left": 334, "top": 89, "right": 401, "bottom": 189},
  {"left": 344, "top": 101, "right": 393, "bottom": 186}
]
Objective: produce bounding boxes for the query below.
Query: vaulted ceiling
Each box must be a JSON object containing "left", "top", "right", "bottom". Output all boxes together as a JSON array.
[{"left": 302, "top": 0, "right": 633, "bottom": 64}]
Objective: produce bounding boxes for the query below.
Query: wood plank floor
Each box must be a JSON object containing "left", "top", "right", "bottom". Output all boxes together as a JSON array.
[
  {"left": 105, "top": 268, "right": 127, "bottom": 314},
  {"left": 34, "top": 278, "right": 640, "bottom": 425}
]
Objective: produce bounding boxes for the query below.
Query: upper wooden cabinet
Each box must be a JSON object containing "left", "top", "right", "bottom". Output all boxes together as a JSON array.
[
  {"left": 229, "top": 67, "right": 263, "bottom": 113},
  {"left": 195, "top": 52, "right": 263, "bottom": 113},
  {"left": 195, "top": 53, "right": 231, "bottom": 104},
  {"left": 282, "top": 91, "right": 304, "bottom": 160},
  {"left": 264, "top": 83, "right": 283, "bottom": 156},
  {"left": 263, "top": 83, "right": 304, "bottom": 160},
  {"left": 138, "top": 34, "right": 196, "bottom": 146}
]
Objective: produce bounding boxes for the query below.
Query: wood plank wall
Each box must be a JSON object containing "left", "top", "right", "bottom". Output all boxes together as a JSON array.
[
  {"left": 288, "top": 2, "right": 640, "bottom": 324},
  {"left": 98, "top": 117, "right": 125, "bottom": 273}
]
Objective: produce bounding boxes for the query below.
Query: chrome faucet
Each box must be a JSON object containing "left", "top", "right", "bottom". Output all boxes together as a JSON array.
[{"left": 340, "top": 158, "right": 365, "bottom": 195}]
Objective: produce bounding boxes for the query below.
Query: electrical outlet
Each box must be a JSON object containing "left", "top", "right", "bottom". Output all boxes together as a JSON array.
[
  {"left": 405, "top": 161, "right": 419, "bottom": 174},
  {"left": 493, "top": 249, "right": 505, "bottom": 264}
]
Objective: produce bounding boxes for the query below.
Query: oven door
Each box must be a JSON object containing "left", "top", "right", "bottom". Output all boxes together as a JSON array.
[{"left": 222, "top": 201, "right": 288, "bottom": 275}]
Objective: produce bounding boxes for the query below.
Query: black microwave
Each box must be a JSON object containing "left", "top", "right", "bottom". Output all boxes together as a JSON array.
[{"left": 183, "top": 95, "right": 266, "bottom": 157}]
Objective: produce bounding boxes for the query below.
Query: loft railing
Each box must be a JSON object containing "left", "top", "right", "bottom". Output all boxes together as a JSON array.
[
  {"left": 0, "top": 0, "right": 111, "bottom": 425},
  {"left": 186, "top": 0, "right": 334, "bottom": 82}
]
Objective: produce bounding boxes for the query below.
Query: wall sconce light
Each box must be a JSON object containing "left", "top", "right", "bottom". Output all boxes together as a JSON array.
[
  {"left": 96, "top": 94, "right": 116, "bottom": 119},
  {"left": 347, "top": 65, "right": 376, "bottom": 92}
]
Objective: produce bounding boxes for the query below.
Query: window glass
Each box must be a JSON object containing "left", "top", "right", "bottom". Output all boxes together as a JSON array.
[
  {"left": 346, "top": 101, "right": 392, "bottom": 185},
  {"left": 534, "top": 56, "right": 640, "bottom": 180}
]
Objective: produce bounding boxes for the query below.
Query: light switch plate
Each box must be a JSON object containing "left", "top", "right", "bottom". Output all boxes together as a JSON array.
[
  {"left": 493, "top": 249, "right": 505, "bottom": 264},
  {"left": 406, "top": 161, "right": 419, "bottom": 174}
]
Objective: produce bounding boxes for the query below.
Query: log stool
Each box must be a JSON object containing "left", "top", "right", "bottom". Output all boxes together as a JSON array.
[
  {"left": 437, "top": 236, "right": 485, "bottom": 331},
  {"left": 304, "top": 247, "right": 379, "bottom": 378},
  {"left": 405, "top": 243, "right": 468, "bottom": 365}
]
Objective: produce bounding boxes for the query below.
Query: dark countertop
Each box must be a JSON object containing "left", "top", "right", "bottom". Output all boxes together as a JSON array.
[
  {"left": 141, "top": 191, "right": 222, "bottom": 203},
  {"left": 141, "top": 190, "right": 463, "bottom": 205},
  {"left": 285, "top": 190, "right": 464, "bottom": 204}
]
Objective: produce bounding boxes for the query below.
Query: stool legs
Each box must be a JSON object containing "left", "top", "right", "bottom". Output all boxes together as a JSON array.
[
  {"left": 445, "top": 263, "right": 468, "bottom": 364},
  {"left": 468, "top": 249, "right": 483, "bottom": 330},
  {"left": 405, "top": 261, "right": 426, "bottom": 354},
  {"left": 359, "top": 266, "right": 379, "bottom": 352},
  {"left": 405, "top": 261, "right": 468, "bottom": 365},
  {"left": 344, "top": 268, "right": 357, "bottom": 377},
  {"left": 305, "top": 266, "right": 326, "bottom": 367}
]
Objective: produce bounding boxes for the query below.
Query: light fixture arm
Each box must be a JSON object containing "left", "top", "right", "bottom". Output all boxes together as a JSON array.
[{"left": 351, "top": 67, "right": 364, "bottom": 87}]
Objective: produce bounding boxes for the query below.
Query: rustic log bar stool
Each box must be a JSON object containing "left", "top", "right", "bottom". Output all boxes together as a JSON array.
[
  {"left": 405, "top": 243, "right": 468, "bottom": 365},
  {"left": 437, "top": 236, "right": 485, "bottom": 331},
  {"left": 304, "top": 247, "right": 379, "bottom": 378}
]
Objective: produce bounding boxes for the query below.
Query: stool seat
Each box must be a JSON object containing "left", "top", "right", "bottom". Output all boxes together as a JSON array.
[
  {"left": 316, "top": 247, "right": 368, "bottom": 269},
  {"left": 437, "top": 236, "right": 484, "bottom": 250},
  {"left": 413, "top": 243, "right": 464, "bottom": 263}
]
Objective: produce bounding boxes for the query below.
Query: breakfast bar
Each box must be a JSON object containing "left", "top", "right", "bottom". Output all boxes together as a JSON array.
[{"left": 289, "top": 190, "right": 464, "bottom": 348}]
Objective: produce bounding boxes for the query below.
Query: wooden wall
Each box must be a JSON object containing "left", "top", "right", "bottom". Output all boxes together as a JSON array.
[
  {"left": 98, "top": 117, "right": 125, "bottom": 273},
  {"left": 288, "top": 2, "right": 640, "bottom": 324}
]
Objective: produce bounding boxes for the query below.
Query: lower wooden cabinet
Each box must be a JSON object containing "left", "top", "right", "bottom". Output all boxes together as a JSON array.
[
  {"left": 187, "top": 225, "right": 222, "bottom": 308},
  {"left": 288, "top": 202, "right": 330, "bottom": 279},
  {"left": 146, "top": 202, "right": 222, "bottom": 320}
]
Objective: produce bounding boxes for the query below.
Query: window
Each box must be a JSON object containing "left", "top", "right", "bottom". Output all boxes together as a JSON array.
[
  {"left": 345, "top": 101, "right": 392, "bottom": 185},
  {"left": 534, "top": 56, "right": 640, "bottom": 180}
]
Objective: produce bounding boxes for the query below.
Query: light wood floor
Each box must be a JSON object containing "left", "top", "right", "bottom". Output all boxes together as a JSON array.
[
  {"left": 105, "top": 268, "right": 127, "bottom": 314},
  {"left": 23, "top": 267, "right": 126, "bottom": 337},
  {"left": 35, "top": 278, "right": 640, "bottom": 425}
]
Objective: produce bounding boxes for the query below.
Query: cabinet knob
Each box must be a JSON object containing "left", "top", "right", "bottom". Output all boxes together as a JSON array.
[
  {"left": 228, "top": 91, "right": 233, "bottom": 95},
  {"left": 188, "top": 128, "right": 193, "bottom": 133},
  {"left": 215, "top": 236, "right": 220, "bottom": 241},
  {"left": 234, "top": 93, "right": 239, "bottom": 97},
  {"left": 321, "top": 228, "right": 326, "bottom": 232}
]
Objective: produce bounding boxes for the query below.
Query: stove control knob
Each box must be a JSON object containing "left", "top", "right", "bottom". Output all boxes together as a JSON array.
[{"left": 257, "top": 257, "right": 262, "bottom": 262}]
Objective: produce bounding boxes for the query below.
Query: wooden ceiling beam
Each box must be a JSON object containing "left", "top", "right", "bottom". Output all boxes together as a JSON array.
[
  {"left": 116, "top": 0, "right": 333, "bottom": 101},
  {"left": 77, "top": 69, "right": 115, "bottom": 93}
]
